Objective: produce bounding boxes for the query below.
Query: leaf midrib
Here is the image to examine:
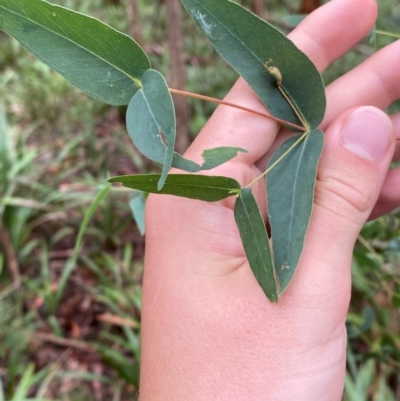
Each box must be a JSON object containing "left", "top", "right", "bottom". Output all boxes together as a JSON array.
[
  {"left": 285, "top": 136, "right": 308, "bottom": 259},
  {"left": 241, "top": 195, "right": 268, "bottom": 268},
  {"left": 116, "top": 178, "right": 239, "bottom": 191},
  {"left": 138, "top": 182, "right": 237, "bottom": 191},
  {"left": 197, "top": 1, "right": 267, "bottom": 71}
]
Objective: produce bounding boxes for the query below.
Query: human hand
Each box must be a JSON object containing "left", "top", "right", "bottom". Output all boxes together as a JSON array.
[{"left": 139, "top": 0, "right": 399, "bottom": 399}]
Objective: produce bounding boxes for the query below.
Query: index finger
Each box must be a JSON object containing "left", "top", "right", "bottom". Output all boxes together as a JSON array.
[{"left": 184, "top": 0, "right": 377, "bottom": 167}]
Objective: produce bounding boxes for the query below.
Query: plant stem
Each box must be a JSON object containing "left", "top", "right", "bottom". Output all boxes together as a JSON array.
[
  {"left": 245, "top": 132, "right": 308, "bottom": 188},
  {"left": 169, "top": 88, "right": 306, "bottom": 132},
  {"left": 375, "top": 29, "right": 400, "bottom": 39}
]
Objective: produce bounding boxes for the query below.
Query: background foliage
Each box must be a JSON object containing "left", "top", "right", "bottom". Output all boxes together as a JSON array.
[{"left": 0, "top": 0, "right": 399, "bottom": 399}]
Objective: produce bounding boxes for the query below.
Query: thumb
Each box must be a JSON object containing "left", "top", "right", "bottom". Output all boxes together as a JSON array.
[
  {"left": 313, "top": 106, "right": 395, "bottom": 245},
  {"left": 287, "top": 106, "right": 395, "bottom": 303}
]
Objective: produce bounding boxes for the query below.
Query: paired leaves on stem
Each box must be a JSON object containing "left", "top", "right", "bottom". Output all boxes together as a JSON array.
[
  {"left": 126, "top": 69, "right": 248, "bottom": 189},
  {"left": 180, "top": 0, "right": 326, "bottom": 129},
  {"left": 0, "top": 0, "right": 327, "bottom": 301}
]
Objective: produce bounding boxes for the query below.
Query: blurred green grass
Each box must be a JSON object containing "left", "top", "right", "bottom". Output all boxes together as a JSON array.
[{"left": 0, "top": 0, "right": 399, "bottom": 399}]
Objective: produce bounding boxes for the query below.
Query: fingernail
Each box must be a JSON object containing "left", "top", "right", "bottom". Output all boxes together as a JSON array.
[{"left": 341, "top": 107, "right": 393, "bottom": 162}]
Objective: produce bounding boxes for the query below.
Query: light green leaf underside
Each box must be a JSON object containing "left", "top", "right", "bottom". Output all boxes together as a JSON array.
[
  {"left": 234, "top": 188, "right": 278, "bottom": 302},
  {"left": 126, "top": 69, "right": 176, "bottom": 190},
  {"left": 282, "top": 14, "right": 306, "bottom": 28},
  {"left": 0, "top": 0, "right": 150, "bottom": 105},
  {"left": 181, "top": 0, "right": 326, "bottom": 129},
  {"left": 172, "top": 147, "right": 248, "bottom": 172},
  {"left": 129, "top": 192, "right": 146, "bottom": 236},
  {"left": 109, "top": 174, "right": 241, "bottom": 202},
  {"left": 267, "top": 129, "right": 324, "bottom": 294},
  {"left": 126, "top": 78, "right": 247, "bottom": 176},
  {"left": 126, "top": 72, "right": 246, "bottom": 188}
]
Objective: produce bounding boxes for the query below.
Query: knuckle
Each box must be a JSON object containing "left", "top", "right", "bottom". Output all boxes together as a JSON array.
[{"left": 314, "top": 169, "right": 371, "bottom": 219}]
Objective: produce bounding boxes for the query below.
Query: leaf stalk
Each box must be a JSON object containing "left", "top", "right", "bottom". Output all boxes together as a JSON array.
[
  {"left": 169, "top": 88, "right": 306, "bottom": 132},
  {"left": 245, "top": 131, "right": 308, "bottom": 188}
]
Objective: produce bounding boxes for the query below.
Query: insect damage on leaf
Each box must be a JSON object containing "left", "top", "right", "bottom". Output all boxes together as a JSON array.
[
  {"left": 265, "top": 59, "right": 282, "bottom": 86},
  {"left": 265, "top": 58, "right": 308, "bottom": 129},
  {"left": 158, "top": 130, "right": 168, "bottom": 146}
]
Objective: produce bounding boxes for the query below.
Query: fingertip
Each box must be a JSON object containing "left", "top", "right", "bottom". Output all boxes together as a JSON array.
[
  {"left": 291, "top": 0, "right": 377, "bottom": 72},
  {"left": 316, "top": 106, "right": 395, "bottom": 226},
  {"left": 340, "top": 106, "right": 394, "bottom": 163}
]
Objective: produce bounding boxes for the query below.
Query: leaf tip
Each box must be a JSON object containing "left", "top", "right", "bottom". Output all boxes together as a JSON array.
[{"left": 157, "top": 172, "right": 168, "bottom": 191}]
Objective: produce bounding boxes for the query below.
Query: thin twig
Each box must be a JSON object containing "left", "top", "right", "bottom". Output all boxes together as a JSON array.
[
  {"left": 0, "top": 223, "right": 21, "bottom": 288},
  {"left": 375, "top": 29, "right": 400, "bottom": 39},
  {"left": 246, "top": 132, "right": 308, "bottom": 188},
  {"left": 169, "top": 88, "right": 307, "bottom": 132}
]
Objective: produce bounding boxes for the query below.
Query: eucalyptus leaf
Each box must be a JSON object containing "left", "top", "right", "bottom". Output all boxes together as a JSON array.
[
  {"left": 201, "top": 147, "right": 248, "bottom": 169},
  {"left": 0, "top": 0, "right": 150, "bottom": 105},
  {"left": 267, "top": 129, "right": 324, "bottom": 293},
  {"left": 181, "top": 0, "right": 326, "bottom": 129},
  {"left": 126, "top": 69, "right": 176, "bottom": 190},
  {"left": 109, "top": 174, "right": 241, "bottom": 202},
  {"left": 129, "top": 192, "right": 146, "bottom": 236},
  {"left": 172, "top": 147, "right": 247, "bottom": 172},
  {"left": 127, "top": 76, "right": 246, "bottom": 184},
  {"left": 234, "top": 188, "right": 278, "bottom": 302},
  {"left": 282, "top": 14, "right": 306, "bottom": 28}
]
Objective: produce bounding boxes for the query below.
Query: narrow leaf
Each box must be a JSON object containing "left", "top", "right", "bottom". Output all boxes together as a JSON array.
[
  {"left": 234, "top": 188, "right": 278, "bottom": 302},
  {"left": 129, "top": 192, "right": 146, "bottom": 236},
  {"left": 201, "top": 147, "right": 248, "bottom": 169},
  {"left": 0, "top": 0, "right": 150, "bottom": 105},
  {"left": 127, "top": 70, "right": 246, "bottom": 187},
  {"left": 56, "top": 184, "right": 111, "bottom": 305},
  {"left": 172, "top": 147, "right": 247, "bottom": 172},
  {"left": 109, "top": 174, "right": 241, "bottom": 202},
  {"left": 267, "top": 129, "right": 324, "bottom": 293},
  {"left": 126, "top": 69, "right": 175, "bottom": 190},
  {"left": 282, "top": 14, "right": 306, "bottom": 28},
  {"left": 181, "top": 0, "right": 326, "bottom": 129}
]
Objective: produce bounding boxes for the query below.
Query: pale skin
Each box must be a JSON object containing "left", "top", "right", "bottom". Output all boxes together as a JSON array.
[{"left": 139, "top": 0, "right": 400, "bottom": 399}]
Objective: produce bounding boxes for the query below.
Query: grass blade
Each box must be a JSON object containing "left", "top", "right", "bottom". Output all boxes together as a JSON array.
[{"left": 55, "top": 184, "right": 111, "bottom": 308}]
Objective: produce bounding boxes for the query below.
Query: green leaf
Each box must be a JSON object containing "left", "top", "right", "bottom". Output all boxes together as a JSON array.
[
  {"left": 129, "top": 192, "right": 146, "bottom": 236},
  {"left": 282, "top": 14, "right": 306, "bottom": 28},
  {"left": 0, "top": 0, "right": 150, "bottom": 105},
  {"left": 127, "top": 70, "right": 246, "bottom": 186},
  {"left": 172, "top": 147, "right": 247, "bottom": 172},
  {"left": 126, "top": 69, "right": 176, "bottom": 190},
  {"left": 267, "top": 129, "right": 324, "bottom": 293},
  {"left": 234, "top": 188, "right": 278, "bottom": 302},
  {"left": 181, "top": 0, "right": 325, "bottom": 129},
  {"left": 56, "top": 184, "right": 111, "bottom": 308},
  {"left": 201, "top": 147, "right": 248, "bottom": 169},
  {"left": 95, "top": 343, "right": 139, "bottom": 387},
  {"left": 109, "top": 174, "right": 241, "bottom": 202}
]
